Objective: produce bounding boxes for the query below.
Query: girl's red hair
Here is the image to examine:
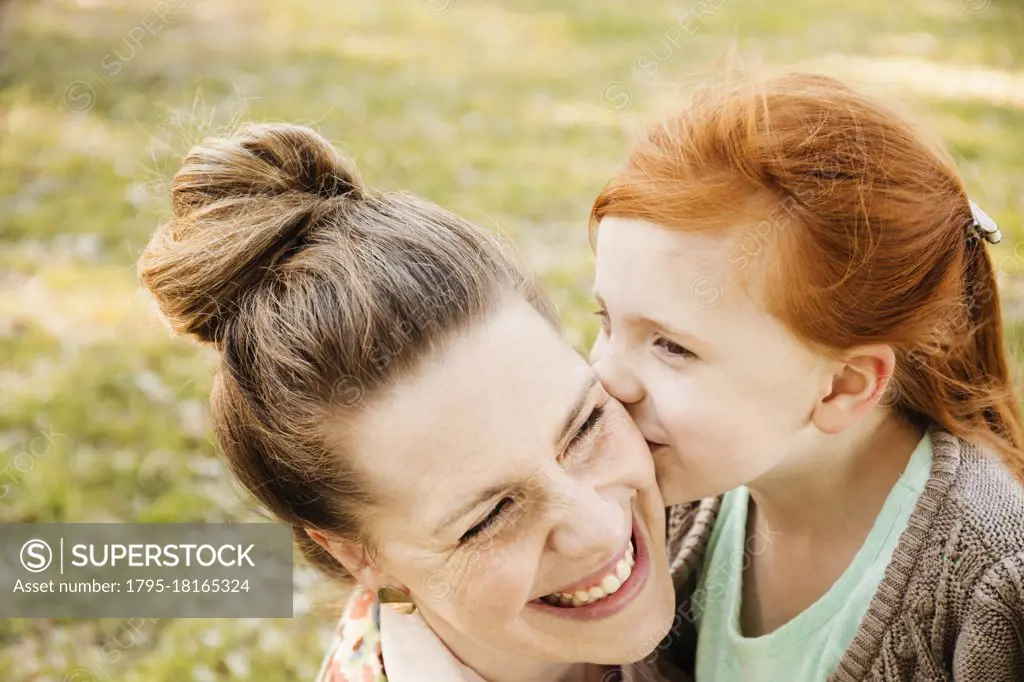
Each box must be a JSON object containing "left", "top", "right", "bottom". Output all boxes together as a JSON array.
[{"left": 592, "top": 71, "right": 1024, "bottom": 481}]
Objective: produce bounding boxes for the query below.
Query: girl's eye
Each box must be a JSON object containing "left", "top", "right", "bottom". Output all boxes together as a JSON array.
[
  {"left": 593, "top": 309, "right": 610, "bottom": 333},
  {"left": 459, "top": 497, "right": 516, "bottom": 544},
  {"left": 654, "top": 336, "right": 696, "bottom": 358}
]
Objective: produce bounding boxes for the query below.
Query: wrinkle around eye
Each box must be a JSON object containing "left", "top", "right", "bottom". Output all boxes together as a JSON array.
[{"left": 459, "top": 496, "right": 516, "bottom": 544}]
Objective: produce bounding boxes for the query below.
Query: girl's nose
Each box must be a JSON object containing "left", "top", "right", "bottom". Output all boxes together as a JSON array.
[{"left": 590, "top": 337, "right": 645, "bottom": 406}]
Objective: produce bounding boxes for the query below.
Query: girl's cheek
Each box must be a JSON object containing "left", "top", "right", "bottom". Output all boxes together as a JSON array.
[{"left": 654, "top": 382, "right": 720, "bottom": 441}]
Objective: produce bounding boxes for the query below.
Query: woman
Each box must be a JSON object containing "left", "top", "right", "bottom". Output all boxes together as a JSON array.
[{"left": 137, "top": 124, "right": 677, "bottom": 681}]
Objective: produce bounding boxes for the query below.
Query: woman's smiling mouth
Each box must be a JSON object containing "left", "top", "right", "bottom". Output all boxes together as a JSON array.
[
  {"left": 542, "top": 539, "right": 635, "bottom": 607},
  {"left": 528, "top": 516, "right": 651, "bottom": 621}
]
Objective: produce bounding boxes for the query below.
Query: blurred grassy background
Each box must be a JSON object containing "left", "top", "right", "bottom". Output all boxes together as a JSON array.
[{"left": 1, "top": 0, "right": 1023, "bottom": 679}]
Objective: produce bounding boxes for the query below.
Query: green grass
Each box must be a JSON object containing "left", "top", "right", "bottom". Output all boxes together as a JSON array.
[{"left": 1, "top": 0, "right": 1023, "bottom": 678}]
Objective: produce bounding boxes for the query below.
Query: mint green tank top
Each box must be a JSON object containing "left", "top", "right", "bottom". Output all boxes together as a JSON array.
[{"left": 692, "top": 432, "right": 933, "bottom": 680}]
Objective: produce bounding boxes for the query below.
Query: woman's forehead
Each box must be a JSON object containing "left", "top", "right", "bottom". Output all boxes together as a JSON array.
[{"left": 346, "top": 300, "right": 592, "bottom": 525}]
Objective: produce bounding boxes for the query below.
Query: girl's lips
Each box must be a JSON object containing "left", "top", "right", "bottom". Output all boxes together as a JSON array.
[{"left": 527, "top": 516, "right": 651, "bottom": 622}]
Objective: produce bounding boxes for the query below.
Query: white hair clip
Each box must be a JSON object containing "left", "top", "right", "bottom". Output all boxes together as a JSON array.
[{"left": 969, "top": 200, "right": 1002, "bottom": 244}]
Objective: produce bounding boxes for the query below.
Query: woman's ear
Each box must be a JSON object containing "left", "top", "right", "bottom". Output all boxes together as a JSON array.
[
  {"left": 305, "top": 529, "right": 400, "bottom": 593},
  {"left": 812, "top": 344, "right": 895, "bottom": 434}
]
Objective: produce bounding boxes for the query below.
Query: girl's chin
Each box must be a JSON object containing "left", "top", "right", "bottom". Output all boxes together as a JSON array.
[{"left": 654, "top": 468, "right": 694, "bottom": 505}]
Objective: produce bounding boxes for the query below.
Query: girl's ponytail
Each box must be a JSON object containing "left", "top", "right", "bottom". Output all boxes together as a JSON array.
[{"left": 886, "top": 215, "right": 1023, "bottom": 481}]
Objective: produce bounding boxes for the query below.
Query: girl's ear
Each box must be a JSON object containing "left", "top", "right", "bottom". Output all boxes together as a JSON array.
[
  {"left": 305, "top": 529, "right": 401, "bottom": 593},
  {"left": 812, "top": 344, "right": 895, "bottom": 434}
]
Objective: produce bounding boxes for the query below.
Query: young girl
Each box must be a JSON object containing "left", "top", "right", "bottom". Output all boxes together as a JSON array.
[{"left": 588, "top": 72, "right": 1024, "bottom": 680}]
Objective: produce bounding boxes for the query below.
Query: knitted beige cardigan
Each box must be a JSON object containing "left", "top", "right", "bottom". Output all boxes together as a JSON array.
[{"left": 652, "top": 429, "right": 1024, "bottom": 681}]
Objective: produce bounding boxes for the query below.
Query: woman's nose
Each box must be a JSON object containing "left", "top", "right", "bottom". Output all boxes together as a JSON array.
[
  {"left": 590, "top": 337, "right": 644, "bottom": 405},
  {"left": 546, "top": 487, "right": 626, "bottom": 561}
]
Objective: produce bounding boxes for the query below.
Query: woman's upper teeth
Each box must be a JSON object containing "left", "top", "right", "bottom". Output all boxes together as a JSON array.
[{"left": 545, "top": 540, "right": 635, "bottom": 607}]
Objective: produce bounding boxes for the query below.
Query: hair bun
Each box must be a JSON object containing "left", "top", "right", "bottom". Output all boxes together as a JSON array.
[
  {"left": 138, "top": 123, "right": 365, "bottom": 345},
  {"left": 233, "top": 124, "right": 364, "bottom": 201},
  {"left": 173, "top": 123, "right": 365, "bottom": 211}
]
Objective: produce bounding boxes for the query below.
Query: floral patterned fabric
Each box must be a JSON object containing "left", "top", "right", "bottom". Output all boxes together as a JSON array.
[{"left": 316, "top": 587, "right": 387, "bottom": 682}]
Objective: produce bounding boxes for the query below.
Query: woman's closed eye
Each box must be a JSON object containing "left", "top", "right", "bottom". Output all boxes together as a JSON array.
[
  {"left": 457, "top": 406, "right": 607, "bottom": 545},
  {"left": 557, "top": 403, "right": 608, "bottom": 471},
  {"left": 460, "top": 496, "right": 516, "bottom": 544},
  {"left": 566, "top": 404, "right": 605, "bottom": 453}
]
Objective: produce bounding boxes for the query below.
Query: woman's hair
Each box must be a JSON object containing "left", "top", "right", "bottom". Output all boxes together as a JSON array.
[
  {"left": 138, "top": 123, "right": 556, "bottom": 582},
  {"left": 592, "top": 71, "right": 1024, "bottom": 481}
]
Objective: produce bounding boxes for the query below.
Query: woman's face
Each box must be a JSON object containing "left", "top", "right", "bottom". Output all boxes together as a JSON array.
[{"left": 345, "top": 297, "right": 675, "bottom": 666}]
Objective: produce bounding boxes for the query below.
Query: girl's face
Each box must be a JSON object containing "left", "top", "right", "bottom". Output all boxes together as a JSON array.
[
  {"left": 590, "top": 217, "right": 827, "bottom": 506},
  {"left": 343, "top": 298, "right": 675, "bottom": 666}
]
